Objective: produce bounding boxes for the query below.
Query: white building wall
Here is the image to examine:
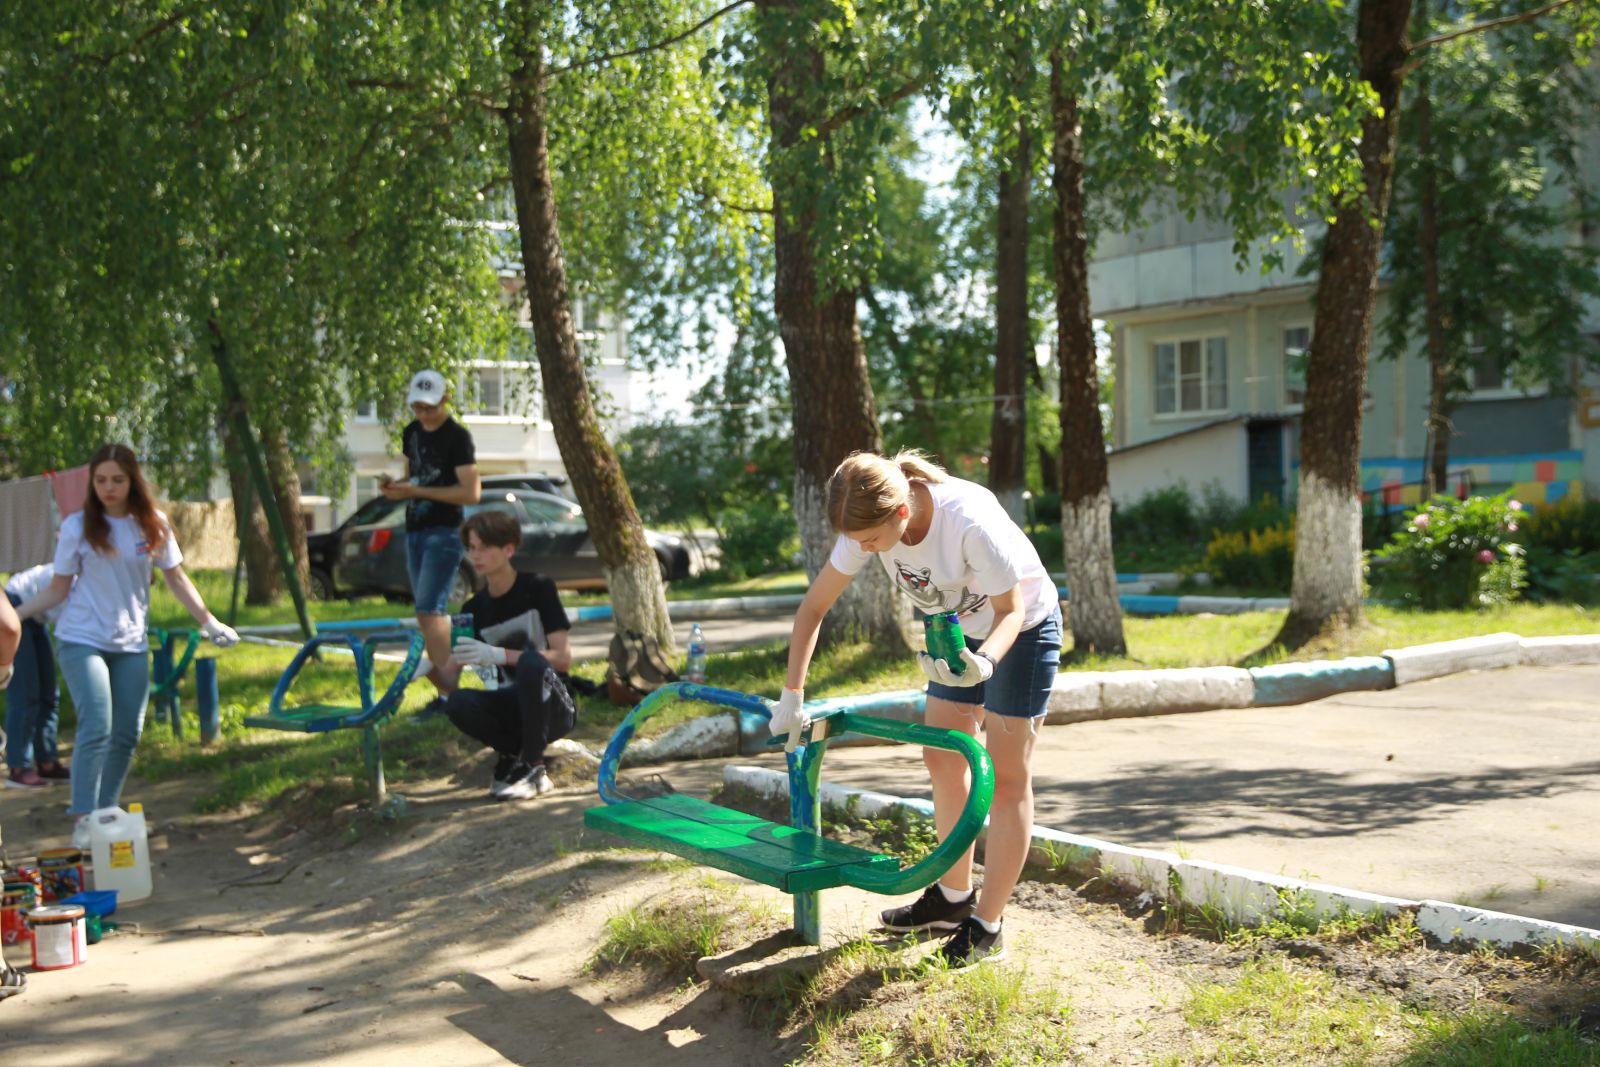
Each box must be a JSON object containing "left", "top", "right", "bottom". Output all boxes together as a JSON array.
[{"left": 1107, "top": 420, "right": 1250, "bottom": 507}]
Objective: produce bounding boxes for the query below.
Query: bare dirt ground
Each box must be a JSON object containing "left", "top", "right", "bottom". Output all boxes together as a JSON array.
[{"left": 2, "top": 745, "right": 1596, "bottom": 1066}]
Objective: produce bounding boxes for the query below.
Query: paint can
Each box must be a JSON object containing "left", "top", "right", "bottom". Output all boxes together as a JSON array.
[
  {"left": 38, "top": 848, "right": 86, "bottom": 903},
  {"left": 28, "top": 903, "right": 87, "bottom": 970},
  {"left": 2, "top": 881, "right": 37, "bottom": 945},
  {"left": 7, "top": 864, "right": 44, "bottom": 908}
]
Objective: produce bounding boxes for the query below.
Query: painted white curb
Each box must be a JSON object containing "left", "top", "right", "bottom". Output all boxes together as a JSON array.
[
  {"left": 722, "top": 765, "right": 1600, "bottom": 953},
  {"left": 1098, "top": 666, "right": 1254, "bottom": 716},
  {"left": 1381, "top": 632, "right": 1522, "bottom": 686},
  {"left": 1518, "top": 634, "right": 1600, "bottom": 667}
]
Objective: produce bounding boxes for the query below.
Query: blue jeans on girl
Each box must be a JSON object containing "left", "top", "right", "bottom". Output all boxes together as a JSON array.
[{"left": 58, "top": 641, "right": 150, "bottom": 815}]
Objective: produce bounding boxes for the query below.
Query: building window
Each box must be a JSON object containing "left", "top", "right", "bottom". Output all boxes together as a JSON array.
[
  {"left": 1154, "top": 337, "right": 1228, "bottom": 416},
  {"left": 458, "top": 363, "right": 537, "bottom": 419},
  {"left": 1466, "top": 332, "right": 1511, "bottom": 393},
  {"left": 354, "top": 399, "right": 377, "bottom": 422},
  {"left": 1283, "top": 326, "right": 1310, "bottom": 408},
  {"left": 580, "top": 298, "right": 600, "bottom": 333}
]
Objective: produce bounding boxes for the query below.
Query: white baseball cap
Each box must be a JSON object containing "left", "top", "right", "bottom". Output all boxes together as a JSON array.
[{"left": 406, "top": 369, "right": 448, "bottom": 406}]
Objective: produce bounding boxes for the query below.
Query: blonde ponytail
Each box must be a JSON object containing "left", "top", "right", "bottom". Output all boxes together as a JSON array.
[{"left": 826, "top": 449, "right": 949, "bottom": 533}]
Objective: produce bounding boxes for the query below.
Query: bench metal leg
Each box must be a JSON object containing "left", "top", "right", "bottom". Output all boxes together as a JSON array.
[
  {"left": 787, "top": 743, "right": 825, "bottom": 945},
  {"left": 362, "top": 723, "right": 408, "bottom": 820}
]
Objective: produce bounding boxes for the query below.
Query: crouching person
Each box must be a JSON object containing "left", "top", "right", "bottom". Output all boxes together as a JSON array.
[{"left": 445, "top": 510, "right": 575, "bottom": 801}]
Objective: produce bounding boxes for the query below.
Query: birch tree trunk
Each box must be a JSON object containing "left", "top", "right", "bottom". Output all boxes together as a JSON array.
[
  {"left": 503, "top": 0, "right": 674, "bottom": 653},
  {"left": 1051, "top": 59, "right": 1125, "bottom": 655},
  {"left": 1277, "top": 0, "right": 1413, "bottom": 649}
]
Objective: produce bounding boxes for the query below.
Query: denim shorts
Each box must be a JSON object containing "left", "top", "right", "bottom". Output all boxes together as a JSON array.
[
  {"left": 925, "top": 605, "right": 1063, "bottom": 718},
  {"left": 406, "top": 524, "right": 465, "bottom": 615}
]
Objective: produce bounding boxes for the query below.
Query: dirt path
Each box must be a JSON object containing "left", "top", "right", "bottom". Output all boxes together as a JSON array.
[{"left": 3, "top": 748, "right": 1593, "bottom": 1066}]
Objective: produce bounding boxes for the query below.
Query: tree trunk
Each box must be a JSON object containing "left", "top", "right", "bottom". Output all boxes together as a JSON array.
[
  {"left": 1051, "top": 59, "right": 1126, "bottom": 656},
  {"left": 1416, "top": 13, "right": 1453, "bottom": 499},
  {"left": 1277, "top": 0, "right": 1412, "bottom": 649},
  {"left": 220, "top": 415, "right": 277, "bottom": 605},
  {"left": 503, "top": 0, "right": 674, "bottom": 653},
  {"left": 761, "top": 0, "right": 910, "bottom": 649},
  {"left": 991, "top": 118, "right": 1031, "bottom": 525},
  {"left": 262, "top": 425, "right": 311, "bottom": 593}
]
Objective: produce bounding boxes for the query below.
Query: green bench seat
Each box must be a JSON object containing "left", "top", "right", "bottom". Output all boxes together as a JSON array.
[
  {"left": 243, "top": 703, "right": 364, "bottom": 733},
  {"left": 584, "top": 794, "right": 898, "bottom": 892}
]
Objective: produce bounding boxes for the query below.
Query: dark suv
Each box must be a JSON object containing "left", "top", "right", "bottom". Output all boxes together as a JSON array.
[
  {"left": 320, "top": 488, "right": 689, "bottom": 604},
  {"left": 479, "top": 471, "right": 574, "bottom": 501}
]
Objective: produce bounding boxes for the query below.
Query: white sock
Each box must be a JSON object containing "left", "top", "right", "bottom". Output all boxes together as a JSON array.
[
  {"left": 937, "top": 882, "right": 973, "bottom": 904},
  {"left": 972, "top": 915, "right": 1001, "bottom": 934}
]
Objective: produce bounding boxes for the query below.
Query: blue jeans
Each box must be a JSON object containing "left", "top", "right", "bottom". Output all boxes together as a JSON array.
[
  {"left": 58, "top": 642, "right": 150, "bottom": 815},
  {"left": 406, "top": 524, "right": 464, "bottom": 615},
  {"left": 5, "top": 592, "right": 60, "bottom": 770},
  {"left": 924, "top": 605, "right": 1063, "bottom": 717}
]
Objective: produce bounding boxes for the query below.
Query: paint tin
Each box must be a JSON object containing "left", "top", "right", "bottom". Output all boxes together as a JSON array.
[
  {"left": 922, "top": 611, "right": 968, "bottom": 674},
  {"left": 6, "top": 864, "right": 44, "bottom": 907},
  {"left": 28, "top": 903, "right": 87, "bottom": 970},
  {"left": 38, "top": 847, "right": 86, "bottom": 903},
  {"left": 3, "top": 881, "right": 37, "bottom": 945}
]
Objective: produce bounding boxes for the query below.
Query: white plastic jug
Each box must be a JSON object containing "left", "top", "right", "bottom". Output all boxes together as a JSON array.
[{"left": 88, "top": 804, "right": 152, "bottom": 903}]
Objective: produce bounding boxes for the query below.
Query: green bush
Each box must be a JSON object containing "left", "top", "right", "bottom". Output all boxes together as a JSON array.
[
  {"left": 1113, "top": 485, "right": 1200, "bottom": 545},
  {"left": 1371, "top": 493, "right": 1527, "bottom": 609},
  {"left": 714, "top": 502, "right": 798, "bottom": 580},
  {"left": 1518, "top": 496, "right": 1600, "bottom": 554},
  {"left": 1202, "top": 524, "right": 1296, "bottom": 592},
  {"left": 1523, "top": 547, "right": 1600, "bottom": 605}
]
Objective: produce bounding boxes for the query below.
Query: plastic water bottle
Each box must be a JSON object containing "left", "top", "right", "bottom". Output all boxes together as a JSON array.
[
  {"left": 685, "top": 623, "right": 708, "bottom": 684},
  {"left": 88, "top": 804, "right": 153, "bottom": 903}
]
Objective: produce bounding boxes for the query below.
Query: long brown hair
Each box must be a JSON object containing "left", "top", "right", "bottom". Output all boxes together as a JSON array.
[
  {"left": 82, "top": 444, "right": 167, "bottom": 556},
  {"left": 826, "top": 449, "right": 949, "bottom": 533}
]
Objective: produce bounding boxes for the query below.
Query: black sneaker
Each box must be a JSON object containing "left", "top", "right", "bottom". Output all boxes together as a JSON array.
[
  {"left": 416, "top": 695, "right": 449, "bottom": 720},
  {"left": 487, "top": 753, "right": 517, "bottom": 799},
  {"left": 497, "top": 761, "right": 553, "bottom": 801},
  {"left": 938, "top": 916, "right": 1006, "bottom": 970},
  {"left": 879, "top": 883, "right": 975, "bottom": 932}
]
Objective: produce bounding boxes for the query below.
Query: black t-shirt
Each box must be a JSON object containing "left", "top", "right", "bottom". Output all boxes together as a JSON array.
[
  {"left": 401, "top": 417, "right": 476, "bottom": 531},
  {"left": 462, "top": 572, "right": 570, "bottom": 687}
]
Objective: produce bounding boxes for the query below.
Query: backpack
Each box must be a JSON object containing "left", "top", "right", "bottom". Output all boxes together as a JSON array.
[{"left": 605, "top": 629, "right": 679, "bottom": 706}]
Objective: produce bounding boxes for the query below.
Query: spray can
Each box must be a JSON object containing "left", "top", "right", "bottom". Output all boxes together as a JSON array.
[{"left": 922, "top": 611, "right": 967, "bottom": 676}]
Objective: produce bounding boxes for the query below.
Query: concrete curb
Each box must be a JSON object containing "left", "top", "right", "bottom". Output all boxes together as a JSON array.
[
  {"left": 1382, "top": 631, "right": 1523, "bottom": 686},
  {"left": 626, "top": 630, "right": 1596, "bottom": 761},
  {"left": 722, "top": 765, "right": 1600, "bottom": 953}
]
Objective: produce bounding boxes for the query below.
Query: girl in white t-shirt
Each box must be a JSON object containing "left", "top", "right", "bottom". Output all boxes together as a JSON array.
[
  {"left": 772, "top": 450, "right": 1062, "bottom": 969},
  {"left": 16, "top": 445, "right": 239, "bottom": 834}
]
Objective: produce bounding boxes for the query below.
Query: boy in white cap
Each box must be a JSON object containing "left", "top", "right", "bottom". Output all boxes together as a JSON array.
[{"left": 382, "top": 369, "right": 480, "bottom": 705}]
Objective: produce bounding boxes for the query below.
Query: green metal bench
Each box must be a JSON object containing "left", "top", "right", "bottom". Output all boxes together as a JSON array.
[
  {"left": 244, "top": 625, "right": 426, "bottom": 818},
  {"left": 148, "top": 627, "right": 200, "bottom": 736},
  {"left": 585, "top": 682, "right": 994, "bottom": 944}
]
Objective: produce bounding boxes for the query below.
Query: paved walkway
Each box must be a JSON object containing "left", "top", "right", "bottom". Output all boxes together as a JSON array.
[{"left": 657, "top": 662, "right": 1600, "bottom": 931}]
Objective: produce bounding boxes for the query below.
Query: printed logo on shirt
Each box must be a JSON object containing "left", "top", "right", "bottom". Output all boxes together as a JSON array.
[
  {"left": 892, "top": 560, "right": 987, "bottom": 616},
  {"left": 135, "top": 540, "right": 151, "bottom": 556}
]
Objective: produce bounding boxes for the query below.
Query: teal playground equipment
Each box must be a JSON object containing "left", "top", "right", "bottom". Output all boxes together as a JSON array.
[
  {"left": 243, "top": 617, "right": 447, "bottom": 818},
  {"left": 147, "top": 627, "right": 223, "bottom": 743},
  {"left": 585, "top": 682, "right": 994, "bottom": 945}
]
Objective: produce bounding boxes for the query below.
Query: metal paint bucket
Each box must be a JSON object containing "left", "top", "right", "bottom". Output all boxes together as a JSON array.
[
  {"left": 2, "top": 881, "right": 36, "bottom": 945},
  {"left": 28, "top": 903, "right": 87, "bottom": 970},
  {"left": 38, "top": 848, "right": 86, "bottom": 903}
]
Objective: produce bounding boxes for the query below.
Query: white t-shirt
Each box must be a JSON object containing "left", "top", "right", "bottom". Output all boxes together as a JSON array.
[
  {"left": 52, "top": 511, "right": 183, "bottom": 653},
  {"left": 828, "top": 478, "right": 1056, "bottom": 640},
  {"left": 5, "top": 562, "right": 71, "bottom": 625}
]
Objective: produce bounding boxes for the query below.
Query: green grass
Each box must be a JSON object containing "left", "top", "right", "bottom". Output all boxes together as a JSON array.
[
  {"left": 590, "top": 876, "right": 779, "bottom": 979},
  {"left": 805, "top": 954, "right": 1074, "bottom": 1067},
  {"left": 1159, "top": 956, "right": 1599, "bottom": 1066}
]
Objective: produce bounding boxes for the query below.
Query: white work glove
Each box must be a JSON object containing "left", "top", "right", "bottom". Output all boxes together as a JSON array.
[
  {"left": 451, "top": 638, "right": 507, "bottom": 668},
  {"left": 201, "top": 617, "right": 240, "bottom": 648},
  {"left": 768, "top": 688, "right": 808, "bottom": 754},
  {"left": 917, "top": 648, "right": 995, "bottom": 689},
  {"left": 0, "top": 662, "right": 12, "bottom": 690}
]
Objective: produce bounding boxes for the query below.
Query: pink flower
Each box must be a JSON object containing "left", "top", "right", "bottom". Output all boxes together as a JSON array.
[
  {"left": 1507, "top": 523, "right": 1518, "bottom": 533},
  {"left": 1477, "top": 549, "right": 1495, "bottom": 564},
  {"left": 1508, "top": 500, "right": 1523, "bottom": 511},
  {"left": 1412, "top": 513, "right": 1431, "bottom": 528}
]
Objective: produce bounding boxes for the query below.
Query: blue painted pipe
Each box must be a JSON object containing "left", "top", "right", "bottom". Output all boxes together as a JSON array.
[{"left": 196, "top": 658, "right": 221, "bottom": 743}]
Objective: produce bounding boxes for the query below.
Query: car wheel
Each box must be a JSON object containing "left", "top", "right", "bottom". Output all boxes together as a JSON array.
[{"left": 308, "top": 569, "right": 335, "bottom": 601}]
